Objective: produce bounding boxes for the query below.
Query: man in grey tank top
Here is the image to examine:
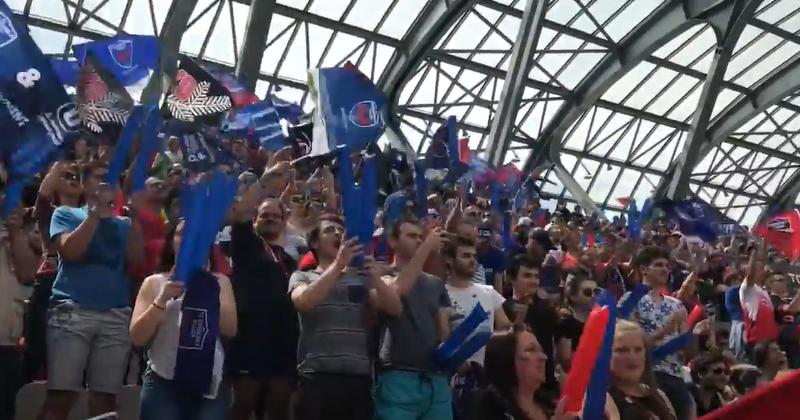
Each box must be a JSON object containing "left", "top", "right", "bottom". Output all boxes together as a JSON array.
[{"left": 288, "top": 214, "right": 401, "bottom": 420}]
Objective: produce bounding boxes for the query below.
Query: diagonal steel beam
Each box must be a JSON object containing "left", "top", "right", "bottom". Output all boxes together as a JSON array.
[
  {"left": 663, "top": 0, "right": 765, "bottom": 199},
  {"left": 377, "top": 0, "right": 477, "bottom": 157},
  {"left": 519, "top": 0, "right": 708, "bottom": 173},
  {"left": 140, "top": 0, "right": 199, "bottom": 105},
  {"left": 661, "top": 37, "right": 800, "bottom": 218},
  {"left": 518, "top": 0, "right": 759, "bottom": 176},
  {"left": 235, "top": 0, "right": 277, "bottom": 92},
  {"left": 484, "top": 0, "right": 547, "bottom": 168}
]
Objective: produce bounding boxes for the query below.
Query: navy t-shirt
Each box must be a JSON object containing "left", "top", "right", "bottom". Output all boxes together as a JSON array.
[
  {"left": 478, "top": 246, "right": 506, "bottom": 288},
  {"left": 49, "top": 206, "right": 132, "bottom": 310}
]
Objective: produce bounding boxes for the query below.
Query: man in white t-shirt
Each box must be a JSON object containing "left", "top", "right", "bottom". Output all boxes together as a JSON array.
[
  {"left": 443, "top": 237, "right": 511, "bottom": 417},
  {"left": 444, "top": 237, "right": 511, "bottom": 364}
]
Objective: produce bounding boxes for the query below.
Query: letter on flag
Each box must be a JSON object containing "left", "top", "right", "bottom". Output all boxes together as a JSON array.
[{"left": 0, "top": 0, "right": 80, "bottom": 213}]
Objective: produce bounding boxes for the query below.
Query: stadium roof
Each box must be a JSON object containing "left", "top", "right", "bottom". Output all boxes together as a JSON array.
[{"left": 9, "top": 0, "right": 800, "bottom": 227}]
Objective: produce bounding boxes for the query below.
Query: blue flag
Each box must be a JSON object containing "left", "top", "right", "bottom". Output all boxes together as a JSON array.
[
  {"left": 0, "top": 2, "right": 79, "bottom": 213},
  {"left": 72, "top": 35, "right": 159, "bottom": 87},
  {"left": 426, "top": 116, "right": 457, "bottom": 170},
  {"left": 658, "top": 198, "right": 719, "bottom": 243},
  {"left": 627, "top": 199, "right": 642, "bottom": 240},
  {"left": 221, "top": 99, "right": 286, "bottom": 151},
  {"left": 270, "top": 94, "right": 304, "bottom": 124},
  {"left": 308, "top": 62, "right": 386, "bottom": 155},
  {"left": 49, "top": 58, "right": 80, "bottom": 86}
]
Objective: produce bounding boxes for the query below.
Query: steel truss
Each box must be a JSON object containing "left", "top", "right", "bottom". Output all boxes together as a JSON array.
[{"left": 12, "top": 0, "right": 800, "bottom": 225}]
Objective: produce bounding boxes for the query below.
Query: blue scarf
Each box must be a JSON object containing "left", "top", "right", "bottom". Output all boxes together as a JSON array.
[{"left": 174, "top": 269, "right": 220, "bottom": 396}]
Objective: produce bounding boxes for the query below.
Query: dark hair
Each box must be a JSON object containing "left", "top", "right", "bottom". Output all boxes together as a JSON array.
[
  {"left": 565, "top": 269, "right": 592, "bottom": 302},
  {"left": 443, "top": 237, "right": 476, "bottom": 259},
  {"left": 730, "top": 365, "right": 762, "bottom": 395},
  {"left": 81, "top": 160, "right": 107, "bottom": 181},
  {"left": 691, "top": 351, "right": 727, "bottom": 382},
  {"left": 159, "top": 222, "right": 180, "bottom": 273},
  {"left": 484, "top": 326, "right": 554, "bottom": 415},
  {"left": 752, "top": 341, "right": 775, "bottom": 368},
  {"left": 158, "top": 221, "right": 218, "bottom": 274},
  {"left": 508, "top": 254, "right": 542, "bottom": 282},
  {"left": 389, "top": 217, "right": 421, "bottom": 239},
  {"left": 259, "top": 197, "right": 288, "bottom": 219},
  {"left": 307, "top": 213, "right": 345, "bottom": 250},
  {"left": 634, "top": 246, "right": 670, "bottom": 267}
]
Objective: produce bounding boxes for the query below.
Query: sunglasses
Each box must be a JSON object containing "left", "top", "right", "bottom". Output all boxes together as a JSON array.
[
  {"left": 478, "top": 229, "right": 493, "bottom": 238},
  {"left": 581, "top": 288, "right": 602, "bottom": 298},
  {"left": 62, "top": 172, "right": 79, "bottom": 182},
  {"left": 710, "top": 367, "right": 730, "bottom": 376}
]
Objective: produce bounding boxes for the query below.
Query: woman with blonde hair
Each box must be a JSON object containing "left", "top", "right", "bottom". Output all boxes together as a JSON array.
[{"left": 606, "top": 319, "right": 678, "bottom": 420}]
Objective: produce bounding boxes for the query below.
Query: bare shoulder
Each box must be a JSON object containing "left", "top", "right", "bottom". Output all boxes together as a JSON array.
[{"left": 212, "top": 272, "right": 232, "bottom": 286}]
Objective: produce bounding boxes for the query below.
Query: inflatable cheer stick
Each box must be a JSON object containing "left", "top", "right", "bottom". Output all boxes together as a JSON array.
[{"left": 562, "top": 306, "right": 610, "bottom": 414}]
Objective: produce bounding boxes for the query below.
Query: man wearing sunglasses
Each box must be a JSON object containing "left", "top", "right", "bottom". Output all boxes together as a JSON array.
[
  {"left": 558, "top": 271, "right": 600, "bottom": 370},
  {"left": 41, "top": 161, "right": 145, "bottom": 420},
  {"left": 690, "top": 351, "right": 732, "bottom": 416}
]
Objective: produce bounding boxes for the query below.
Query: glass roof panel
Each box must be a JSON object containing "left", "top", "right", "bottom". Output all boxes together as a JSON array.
[{"left": 11, "top": 0, "right": 800, "bottom": 222}]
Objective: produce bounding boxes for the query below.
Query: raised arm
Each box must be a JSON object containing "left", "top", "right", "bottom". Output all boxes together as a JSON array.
[
  {"left": 391, "top": 227, "right": 446, "bottom": 296},
  {"left": 130, "top": 276, "right": 183, "bottom": 347},
  {"left": 365, "top": 257, "right": 402, "bottom": 317},
  {"left": 290, "top": 239, "right": 361, "bottom": 313}
]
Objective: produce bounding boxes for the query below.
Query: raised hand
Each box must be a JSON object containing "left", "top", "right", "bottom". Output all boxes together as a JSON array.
[
  {"left": 423, "top": 227, "right": 448, "bottom": 253},
  {"left": 335, "top": 238, "right": 364, "bottom": 269},
  {"left": 362, "top": 255, "right": 391, "bottom": 280},
  {"left": 155, "top": 280, "right": 184, "bottom": 307},
  {"left": 88, "top": 183, "right": 117, "bottom": 219}
]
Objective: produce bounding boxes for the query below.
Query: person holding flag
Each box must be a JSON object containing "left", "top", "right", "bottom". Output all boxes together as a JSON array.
[
  {"left": 129, "top": 220, "right": 237, "bottom": 420},
  {"left": 288, "top": 215, "right": 401, "bottom": 420},
  {"left": 375, "top": 220, "right": 452, "bottom": 420},
  {"left": 442, "top": 237, "right": 511, "bottom": 417},
  {"left": 40, "top": 162, "right": 145, "bottom": 420}
]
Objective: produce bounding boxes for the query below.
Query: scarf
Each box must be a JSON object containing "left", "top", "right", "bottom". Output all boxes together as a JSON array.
[{"left": 173, "top": 269, "right": 220, "bottom": 396}]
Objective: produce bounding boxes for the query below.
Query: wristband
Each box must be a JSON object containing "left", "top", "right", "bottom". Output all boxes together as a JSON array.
[{"left": 152, "top": 301, "right": 166, "bottom": 311}]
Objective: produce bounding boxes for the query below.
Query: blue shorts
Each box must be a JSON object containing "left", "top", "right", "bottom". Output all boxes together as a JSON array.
[{"left": 374, "top": 370, "right": 452, "bottom": 420}]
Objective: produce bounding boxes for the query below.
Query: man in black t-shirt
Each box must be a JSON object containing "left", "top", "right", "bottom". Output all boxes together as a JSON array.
[
  {"left": 227, "top": 162, "right": 299, "bottom": 420},
  {"left": 501, "top": 254, "right": 560, "bottom": 397}
]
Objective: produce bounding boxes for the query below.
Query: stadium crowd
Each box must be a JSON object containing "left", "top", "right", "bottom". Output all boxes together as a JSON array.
[{"left": 0, "top": 127, "right": 798, "bottom": 420}]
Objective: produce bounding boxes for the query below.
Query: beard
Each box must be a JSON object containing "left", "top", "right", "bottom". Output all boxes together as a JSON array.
[
  {"left": 256, "top": 222, "right": 280, "bottom": 241},
  {"left": 452, "top": 262, "right": 475, "bottom": 278}
]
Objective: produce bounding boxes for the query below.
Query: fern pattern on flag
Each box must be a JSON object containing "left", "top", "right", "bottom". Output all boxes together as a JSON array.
[
  {"left": 167, "top": 80, "right": 231, "bottom": 122},
  {"left": 76, "top": 55, "right": 133, "bottom": 134}
]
